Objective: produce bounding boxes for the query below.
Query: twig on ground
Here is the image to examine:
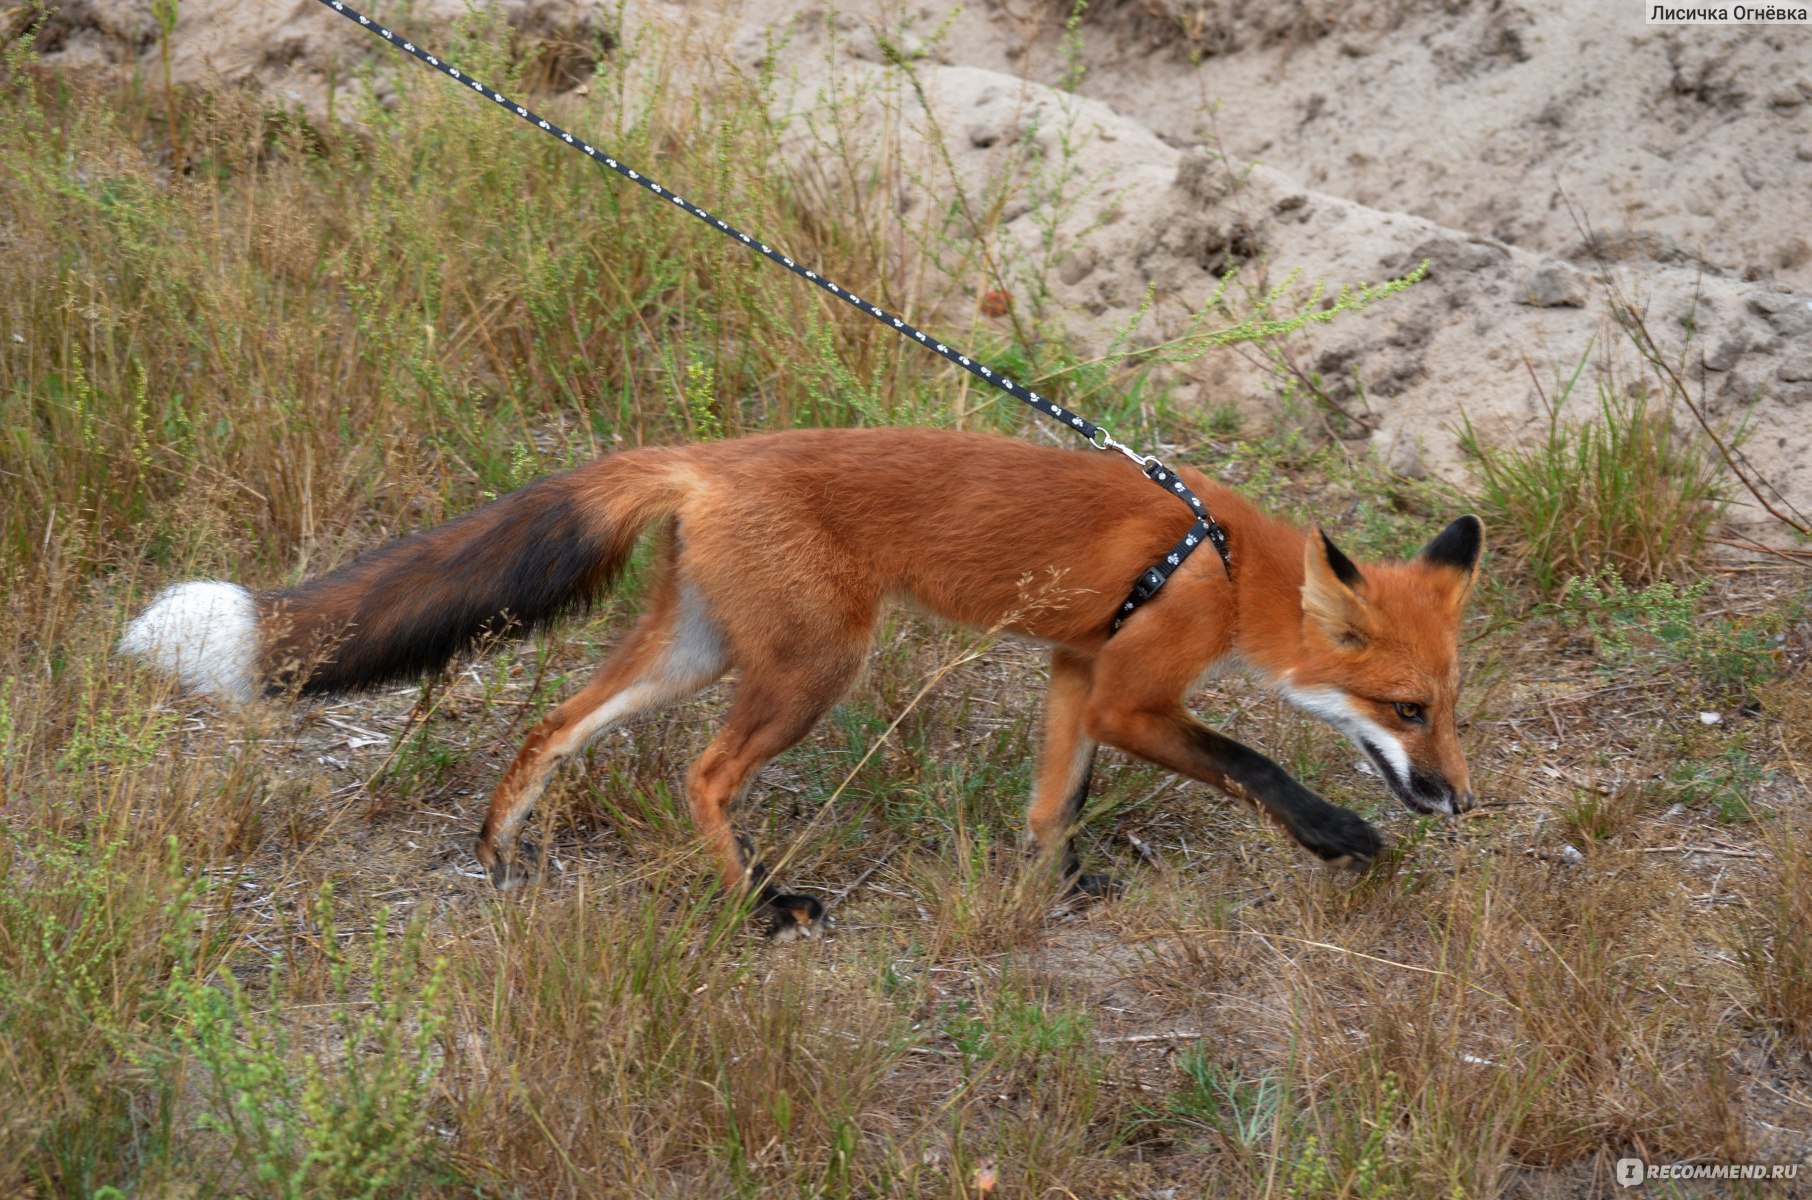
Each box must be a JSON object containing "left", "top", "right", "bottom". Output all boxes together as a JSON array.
[
  {"left": 1126, "top": 832, "right": 1168, "bottom": 875},
  {"left": 1634, "top": 845, "right": 1764, "bottom": 860},
  {"left": 823, "top": 850, "right": 901, "bottom": 915},
  {"left": 1096, "top": 1030, "right": 1202, "bottom": 1045}
]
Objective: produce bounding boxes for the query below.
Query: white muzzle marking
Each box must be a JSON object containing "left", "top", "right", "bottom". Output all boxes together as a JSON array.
[{"left": 1279, "top": 683, "right": 1445, "bottom": 811}]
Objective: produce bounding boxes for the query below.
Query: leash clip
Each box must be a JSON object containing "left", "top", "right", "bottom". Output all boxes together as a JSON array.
[{"left": 1090, "top": 426, "right": 1156, "bottom": 470}]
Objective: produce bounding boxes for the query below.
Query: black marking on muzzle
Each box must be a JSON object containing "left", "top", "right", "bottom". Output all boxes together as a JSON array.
[
  {"left": 1359, "top": 739, "right": 1406, "bottom": 794},
  {"left": 1361, "top": 740, "right": 1452, "bottom": 816}
]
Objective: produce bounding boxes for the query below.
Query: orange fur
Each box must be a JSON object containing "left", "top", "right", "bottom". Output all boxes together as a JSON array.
[{"left": 125, "top": 427, "right": 1483, "bottom": 923}]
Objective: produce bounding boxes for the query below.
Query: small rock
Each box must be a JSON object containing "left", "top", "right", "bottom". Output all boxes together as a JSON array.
[
  {"left": 1057, "top": 246, "right": 1096, "bottom": 286},
  {"left": 1368, "top": 357, "right": 1424, "bottom": 399},
  {"left": 1370, "top": 427, "right": 1428, "bottom": 478},
  {"left": 1777, "top": 354, "right": 1812, "bottom": 383},
  {"left": 1411, "top": 235, "right": 1506, "bottom": 277},
  {"left": 1699, "top": 710, "right": 1722, "bottom": 725},
  {"left": 1559, "top": 844, "right": 1586, "bottom": 864},
  {"left": 1566, "top": 228, "right": 1685, "bottom": 266},
  {"left": 967, "top": 118, "right": 1012, "bottom": 149},
  {"left": 1748, "top": 292, "right": 1812, "bottom": 337},
  {"left": 1748, "top": 291, "right": 1803, "bottom": 314},
  {"left": 1387, "top": 313, "right": 1434, "bottom": 349},
  {"left": 1521, "top": 262, "right": 1588, "bottom": 308},
  {"left": 1703, "top": 336, "right": 1746, "bottom": 372},
  {"left": 1174, "top": 152, "right": 1231, "bottom": 206}
]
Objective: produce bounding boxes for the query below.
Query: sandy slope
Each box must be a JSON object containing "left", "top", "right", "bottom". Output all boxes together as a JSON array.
[
  {"left": 967, "top": 0, "right": 1812, "bottom": 292},
  {"left": 29, "top": 0, "right": 1812, "bottom": 535}
]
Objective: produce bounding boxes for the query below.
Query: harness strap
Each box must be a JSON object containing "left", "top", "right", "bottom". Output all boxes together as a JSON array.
[
  {"left": 311, "top": 0, "right": 1233, "bottom": 630},
  {"left": 1112, "top": 461, "right": 1232, "bottom": 633}
]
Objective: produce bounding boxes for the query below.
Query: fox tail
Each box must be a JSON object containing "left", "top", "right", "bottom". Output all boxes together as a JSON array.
[{"left": 119, "top": 453, "right": 685, "bottom": 701}]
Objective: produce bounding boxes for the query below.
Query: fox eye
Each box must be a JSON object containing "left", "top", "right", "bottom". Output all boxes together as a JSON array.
[{"left": 1393, "top": 701, "right": 1425, "bottom": 723}]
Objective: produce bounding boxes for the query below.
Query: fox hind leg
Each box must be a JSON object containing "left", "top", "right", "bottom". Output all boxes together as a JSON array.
[
  {"left": 474, "top": 580, "right": 730, "bottom": 887},
  {"left": 686, "top": 649, "right": 865, "bottom": 939},
  {"left": 1026, "top": 649, "right": 1115, "bottom": 898}
]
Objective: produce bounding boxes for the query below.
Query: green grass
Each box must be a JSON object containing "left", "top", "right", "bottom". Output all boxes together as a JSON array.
[{"left": 1458, "top": 346, "right": 1727, "bottom": 594}]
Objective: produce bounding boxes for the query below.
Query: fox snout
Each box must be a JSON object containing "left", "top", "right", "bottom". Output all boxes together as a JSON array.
[
  {"left": 1399, "top": 768, "right": 1474, "bottom": 817},
  {"left": 1370, "top": 746, "right": 1473, "bottom": 817}
]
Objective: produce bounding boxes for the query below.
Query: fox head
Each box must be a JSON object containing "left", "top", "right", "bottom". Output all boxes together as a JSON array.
[{"left": 1280, "top": 516, "right": 1483, "bottom": 817}]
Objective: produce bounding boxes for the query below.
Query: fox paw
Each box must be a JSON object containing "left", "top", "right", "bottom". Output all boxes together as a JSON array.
[
  {"left": 1067, "top": 872, "right": 1121, "bottom": 900},
  {"left": 481, "top": 839, "right": 542, "bottom": 890},
  {"left": 761, "top": 893, "right": 825, "bottom": 942},
  {"left": 1304, "top": 810, "right": 1383, "bottom": 867}
]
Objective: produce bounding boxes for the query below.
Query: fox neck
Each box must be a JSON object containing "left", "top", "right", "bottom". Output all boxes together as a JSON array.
[{"left": 1223, "top": 515, "right": 1319, "bottom": 688}]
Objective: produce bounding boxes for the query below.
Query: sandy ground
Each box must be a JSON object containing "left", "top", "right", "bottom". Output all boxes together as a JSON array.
[{"left": 30, "top": 0, "right": 1812, "bottom": 537}]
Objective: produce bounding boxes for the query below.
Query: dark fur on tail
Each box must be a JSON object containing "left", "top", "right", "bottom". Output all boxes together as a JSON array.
[{"left": 263, "top": 469, "right": 634, "bottom": 694}]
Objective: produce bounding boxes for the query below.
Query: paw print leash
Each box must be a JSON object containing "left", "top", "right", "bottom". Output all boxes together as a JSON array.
[{"left": 311, "top": 0, "right": 1234, "bottom": 632}]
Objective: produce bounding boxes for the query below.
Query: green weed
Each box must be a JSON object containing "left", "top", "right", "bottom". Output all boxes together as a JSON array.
[
  {"left": 1162, "top": 1049, "right": 1290, "bottom": 1155},
  {"left": 172, "top": 885, "right": 450, "bottom": 1198},
  {"left": 1669, "top": 744, "right": 1771, "bottom": 822},
  {"left": 0, "top": 834, "right": 219, "bottom": 1195},
  {"left": 1459, "top": 348, "right": 1726, "bottom": 593},
  {"left": 1555, "top": 568, "right": 1785, "bottom": 703}
]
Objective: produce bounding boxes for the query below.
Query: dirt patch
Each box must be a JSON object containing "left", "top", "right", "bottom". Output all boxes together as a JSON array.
[{"left": 27, "top": 0, "right": 1812, "bottom": 538}]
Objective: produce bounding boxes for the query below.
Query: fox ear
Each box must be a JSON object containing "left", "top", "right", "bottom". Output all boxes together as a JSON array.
[
  {"left": 1418, "top": 515, "right": 1484, "bottom": 576},
  {"left": 1302, "top": 528, "right": 1371, "bottom": 648},
  {"left": 1418, "top": 515, "right": 1483, "bottom": 609}
]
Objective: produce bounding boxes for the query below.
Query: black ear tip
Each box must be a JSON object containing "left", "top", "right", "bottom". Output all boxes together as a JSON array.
[
  {"left": 1318, "top": 529, "right": 1365, "bottom": 589},
  {"left": 1421, "top": 515, "right": 1484, "bottom": 572}
]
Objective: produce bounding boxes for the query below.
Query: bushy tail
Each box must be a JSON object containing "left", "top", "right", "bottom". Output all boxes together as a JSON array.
[{"left": 120, "top": 452, "right": 685, "bottom": 702}]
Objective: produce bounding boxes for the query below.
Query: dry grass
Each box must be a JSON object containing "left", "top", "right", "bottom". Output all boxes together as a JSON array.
[{"left": 3, "top": 10, "right": 1812, "bottom": 1199}]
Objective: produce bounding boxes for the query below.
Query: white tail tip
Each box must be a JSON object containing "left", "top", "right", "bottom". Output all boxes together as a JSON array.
[{"left": 119, "top": 580, "right": 259, "bottom": 703}]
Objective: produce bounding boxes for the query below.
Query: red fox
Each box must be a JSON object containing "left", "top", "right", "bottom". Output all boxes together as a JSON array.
[{"left": 121, "top": 427, "right": 1482, "bottom": 936}]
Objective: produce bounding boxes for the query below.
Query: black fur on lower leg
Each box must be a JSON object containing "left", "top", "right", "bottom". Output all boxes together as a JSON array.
[
  {"left": 1049, "top": 747, "right": 1118, "bottom": 900},
  {"left": 738, "top": 835, "right": 824, "bottom": 939},
  {"left": 480, "top": 836, "right": 541, "bottom": 890},
  {"left": 1185, "top": 726, "right": 1382, "bottom": 865}
]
